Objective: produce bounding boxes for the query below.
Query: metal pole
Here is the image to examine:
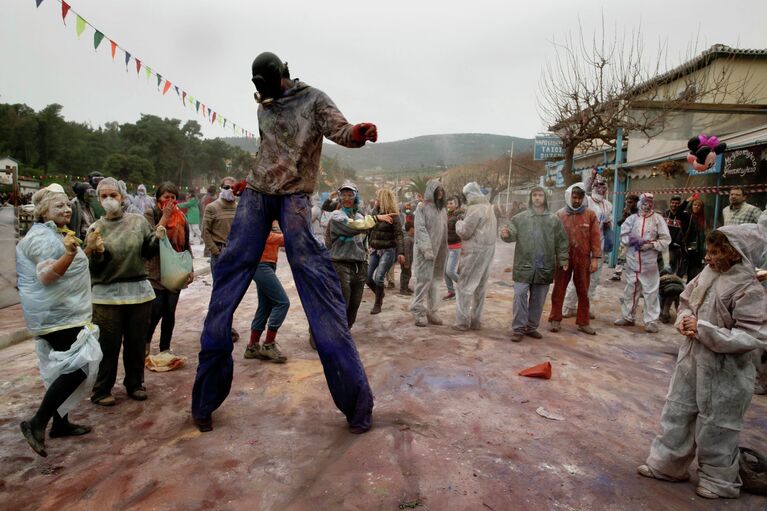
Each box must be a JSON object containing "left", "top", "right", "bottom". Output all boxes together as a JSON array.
[
  {"left": 609, "top": 128, "right": 624, "bottom": 268},
  {"left": 506, "top": 142, "right": 514, "bottom": 214},
  {"left": 713, "top": 153, "right": 724, "bottom": 229}
]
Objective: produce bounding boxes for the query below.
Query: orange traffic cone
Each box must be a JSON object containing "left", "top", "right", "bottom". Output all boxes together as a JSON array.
[{"left": 519, "top": 361, "right": 552, "bottom": 379}]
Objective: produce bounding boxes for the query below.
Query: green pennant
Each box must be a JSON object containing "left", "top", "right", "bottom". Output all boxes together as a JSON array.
[
  {"left": 75, "top": 15, "right": 87, "bottom": 38},
  {"left": 93, "top": 31, "right": 104, "bottom": 50},
  {"left": 145, "top": 66, "right": 152, "bottom": 80}
]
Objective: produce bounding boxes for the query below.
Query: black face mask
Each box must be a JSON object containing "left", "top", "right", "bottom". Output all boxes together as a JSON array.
[{"left": 251, "top": 52, "right": 285, "bottom": 102}]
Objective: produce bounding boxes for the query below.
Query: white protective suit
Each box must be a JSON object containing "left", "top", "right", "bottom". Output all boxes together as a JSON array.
[
  {"left": 410, "top": 179, "right": 448, "bottom": 322},
  {"left": 619, "top": 197, "right": 671, "bottom": 325},
  {"left": 454, "top": 182, "right": 497, "bottom": 329},
  {"left": 563, "top": 179, "right": 613, "bottom": 313},
  {"left": 646, "top": 226, "right": 767, "bottom": 498}
]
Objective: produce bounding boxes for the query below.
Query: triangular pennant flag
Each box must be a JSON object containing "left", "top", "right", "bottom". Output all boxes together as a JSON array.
[
  {"left": 156, "top": 74, "right": 162, "bottom": 89},
  {"left": 145, "top": 66, "right": 152, "bottom": 80},
  {"left": 36, "top": 0, "right": 44, "bottom": 7},
  {"left": 75, "top": 16, "right": 87, "bottom": 38},
  {"left": 211, "top": 112, "right": 217, "bottom": 124},
  {"left": 223, "top": 118, "right": 227, "bottom": 128},
  {"left": 181, "top": 91, "right": 187, "bottom": 106},
  {"left": 162, "top": 80, "right": 172, "bottom": 95},
  {"left": 110, "top": 40, "right": 117, "bottom": 60},
  {"left": 217, "top": 115, "right": 222, "bottom": 127},
  {"left": 195, "top": 101, "right": 200, "bottom": 112},
  {"left": 93, "top": 31, "right": 104, "bottom": 50},
  {"left": 124, "top": 51, "right": 131, "bottom": 69},
  {"left": 135, "top": 59, "right": 142, "bottom": 75},
  {"left": 174, "top": 86, "right": 179, "bottom": 96},
  {"left": 232, "top": 123, "right": 236, "bottom": 133},
  {"left": 202, "top": 104, "right": 207, "bottom": 117},
  {"left": 61, "top": 2, "right": 71, "bottom": 24}
]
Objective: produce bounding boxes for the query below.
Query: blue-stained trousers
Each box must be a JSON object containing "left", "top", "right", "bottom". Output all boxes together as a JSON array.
[{"left": 191, "top": 190, "right": 374, "bottom": 431}]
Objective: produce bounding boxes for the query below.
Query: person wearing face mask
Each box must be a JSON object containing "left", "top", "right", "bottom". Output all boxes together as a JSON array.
[
  {"left": 144, "top": 182, "right": 193, "bottom": 355},
  {"left": 16, "top": 184, "right": 104, "bottom": 457},
  {"left": 562, "top": 168, "right": 612, "bottom": 319},
  {"left": 722, "top": 187, "right": 761, "bottom": 226},
  {"left": 87, "top": 177, "right": 167, "bottom": 406},
  {"left": 128, "top": 184, "right": 155, "bottom": 215},
  {"left": 68, "top": 182, "right": 95, "bottom": 240},
  {"left": 614, "top": 193, "right": 671, "bottom": 333},
  {"left": 202, "top": 176, "right": 237, "bottom": 271},
  {"left": 638, "top": 227, "right": 767, "bottom": 500},
  {"left": 191, "top": 52, "right": 378, "bottom": 434},
  {"left": 548, "top": 184, "right": 601, "bottom": 335},
  {"left": 411, "top": 179, "right": 448, "bottom": 327}
]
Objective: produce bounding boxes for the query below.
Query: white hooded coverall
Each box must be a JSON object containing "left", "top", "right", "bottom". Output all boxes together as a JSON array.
[
  {"left": 646, "top": 226, "right": 767, "bottom": 498},
  {"left": 454, "top": 182, "right": 497, "bottom": 329},
  {"left": 410, "top": 179, "right": 448, "bottom": 321},
  {"left": 619, "top": 201, "right": 671, "bottom": 324}
]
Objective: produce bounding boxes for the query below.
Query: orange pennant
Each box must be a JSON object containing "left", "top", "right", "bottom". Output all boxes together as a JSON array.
[
  {"left": 110, "top": 40, "right": 117, "bottom": 60},
  {"left": 162, "top": 80, "right": 172, "bottom": 95}
]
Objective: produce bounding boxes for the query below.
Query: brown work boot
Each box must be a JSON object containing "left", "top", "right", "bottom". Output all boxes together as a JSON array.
[
  {"left": 549, "top": 321, "right": 561, "bottom": 332},
  {"left": 511, "top": 333, "right": 523, "bottom": 343},
  {"left": 370, "top": 286, "right": 384, "bottom": 315},
  {"left": 577, "top": 325, "right": 596, "bottom": 335},
  {"left": 259, "top": 343, "right": 287, "bottom": 363}
]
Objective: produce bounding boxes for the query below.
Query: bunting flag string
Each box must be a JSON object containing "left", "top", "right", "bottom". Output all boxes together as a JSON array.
[{"left": 33, "top": 0, "right": 256, "bottom": 138}]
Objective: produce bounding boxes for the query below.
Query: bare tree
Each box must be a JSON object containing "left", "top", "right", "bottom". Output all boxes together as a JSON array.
[
  {"left": 538, "top": 17, "right": 760, "bottom": 185},
  {"left": 441, "top": 152, "right": 542, "bottom": 202}
]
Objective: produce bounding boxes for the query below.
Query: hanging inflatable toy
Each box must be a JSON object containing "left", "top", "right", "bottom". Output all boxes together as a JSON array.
[{"left": 686, "top": 134, "right": 727, "bottom": 171}]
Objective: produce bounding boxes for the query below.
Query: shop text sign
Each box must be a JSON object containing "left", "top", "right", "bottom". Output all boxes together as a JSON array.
[
  {"left": 534, "top": 135, "right": 565, "bottom": 161},
  {"left": 724, "top": 149, "right": 760, "bottom": 178}
]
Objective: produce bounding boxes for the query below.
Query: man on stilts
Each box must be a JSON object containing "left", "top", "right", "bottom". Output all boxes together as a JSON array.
[{"left": 191, "top": 52, "right": 376, "bottom": 434}]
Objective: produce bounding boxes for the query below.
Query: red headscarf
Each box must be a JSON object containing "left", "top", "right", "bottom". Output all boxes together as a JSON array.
[{"left": 157, "top": 198, "right": 186, "bottom": 252}]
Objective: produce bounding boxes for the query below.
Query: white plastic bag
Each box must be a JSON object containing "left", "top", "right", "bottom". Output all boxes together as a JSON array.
[
  {"left": 36, "top": 324, "right": 103, "bottom": 416},
  {"left": 159, "top": 236, "right": 193, "bottom": 291}
]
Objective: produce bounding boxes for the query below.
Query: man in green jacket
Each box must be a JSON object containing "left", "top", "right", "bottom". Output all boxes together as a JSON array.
[{"left": 501, "top": 187, "right": 569, "bottom": 342}]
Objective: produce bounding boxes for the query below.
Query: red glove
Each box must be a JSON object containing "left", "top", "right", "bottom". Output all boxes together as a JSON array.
[
  {"left": 351, "top": 123, "right": 378, "bottom": 143},
  {"left": 232, "top": 179, "right": 248, "bottom": 196}
]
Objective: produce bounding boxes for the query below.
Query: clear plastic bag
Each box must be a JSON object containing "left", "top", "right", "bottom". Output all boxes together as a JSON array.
[{"left": 159, "top": 236, "right": 193, "bottom": 291}]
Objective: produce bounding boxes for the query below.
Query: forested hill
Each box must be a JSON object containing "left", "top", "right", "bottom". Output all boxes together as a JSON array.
[{"left": 221, "top": 133, "right": 533, "bottom": 172}]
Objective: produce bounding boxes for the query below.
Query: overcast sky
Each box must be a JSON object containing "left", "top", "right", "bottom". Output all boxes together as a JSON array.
[{"left": 2, "top": 0, "right": 766, "bottom": 142}]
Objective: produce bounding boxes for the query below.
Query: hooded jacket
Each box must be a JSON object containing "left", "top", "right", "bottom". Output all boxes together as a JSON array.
[
  {"left": 456, "top": 182, "right": 497, "bottom": 252},
  {"left": 414, "top": 179, "right": 447, "bottom": 261},
  {"left": 502, "top": 188, "right": 569, "bottom": 284},
  {"left": 247, "top": 81, "right": 364, "bottom": 195},
  {"left": 675, "top": 226, "right": 767, "bottom": 354},
  {"left": 620, "top": 200, "right": 671, "bottom": 273}
]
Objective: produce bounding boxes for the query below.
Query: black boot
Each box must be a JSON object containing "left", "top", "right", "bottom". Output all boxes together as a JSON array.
[{"left": 371, "top": 285, "right": 384, "bottom": 315}]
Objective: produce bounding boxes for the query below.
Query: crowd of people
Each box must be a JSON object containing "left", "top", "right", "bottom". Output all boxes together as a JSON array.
[{"left": 12, "top": 51, "right": 767, "bottom": 500}]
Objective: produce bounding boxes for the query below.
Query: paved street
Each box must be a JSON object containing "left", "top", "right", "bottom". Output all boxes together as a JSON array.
[{"left": 0, "top": 241, "right": 765, "bottom": 510}]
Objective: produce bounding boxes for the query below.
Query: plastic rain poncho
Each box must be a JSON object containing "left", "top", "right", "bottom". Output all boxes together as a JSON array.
[
  {"left": 646, "top": 226, "right": 767, "bottom": 498},
  {"left": 618, "top": 197, "right": 671, "bottom": 324},
  {"left": 410, "top": 179, "right": 448, "bottom": 321},
  {"left": 16, "top": 222, "right": 92, "bottom": 335},
  {"left": 16, "top": 222, "right": 103, "bottom": 415},
  {"left": 454, "top": 182, "right": 497, "bottom": 328}
]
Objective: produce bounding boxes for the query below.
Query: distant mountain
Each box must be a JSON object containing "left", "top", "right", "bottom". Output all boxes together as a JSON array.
[{"left": 221, "top": 133, "right": 533, "bottom": 172}]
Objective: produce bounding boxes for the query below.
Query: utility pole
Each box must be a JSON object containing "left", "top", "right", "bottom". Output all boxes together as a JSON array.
[{"left": 506, "top": 142, "right": 514, "bottom": 214}]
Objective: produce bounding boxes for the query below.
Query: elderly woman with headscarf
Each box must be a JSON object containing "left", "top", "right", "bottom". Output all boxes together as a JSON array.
[
  {"left": 17, "top": 184, "right": 104, "bottom": 457},
  {"left": 88, "top": 177, "right": 169, "bottom": 406}
]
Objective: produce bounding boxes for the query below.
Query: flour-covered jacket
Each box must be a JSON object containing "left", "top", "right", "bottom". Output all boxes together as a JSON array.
[
  {"left": 414, "top": 179, "right": 448, "bottom": 261},
  {"left": 327, "top": 209, "right": 376, "bottom": 262},
  {"left": 247, "top": 81, "right": 364, "bottom": 195},
  {"left": 456, "top": 182, "right": 497, "bottom": 251},
  {"left": 620, "top": 211, "right": 671, "bottom": 273}
]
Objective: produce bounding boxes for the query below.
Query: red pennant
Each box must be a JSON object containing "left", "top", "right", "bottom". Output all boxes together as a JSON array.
[
  {"left": 211, "top": 112, "right": 217, "bottom": 123},
  {"left": 61, "top": 2, "right": 71, "bottom": 24},
  {"left": 135, "top": 59, "right": 142, "bottom": 75},
  {"left": 162, "top": 80, "right": 172, "bottom": 95},
  {"left": 110, "top": 40, "right": 117, "bottom": 60},
  {"left": 181, "top": 91, "right": 187, "bottom": 106},
  {"left": 202, "top": 104, "right": 207, "bottom": 117}
]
